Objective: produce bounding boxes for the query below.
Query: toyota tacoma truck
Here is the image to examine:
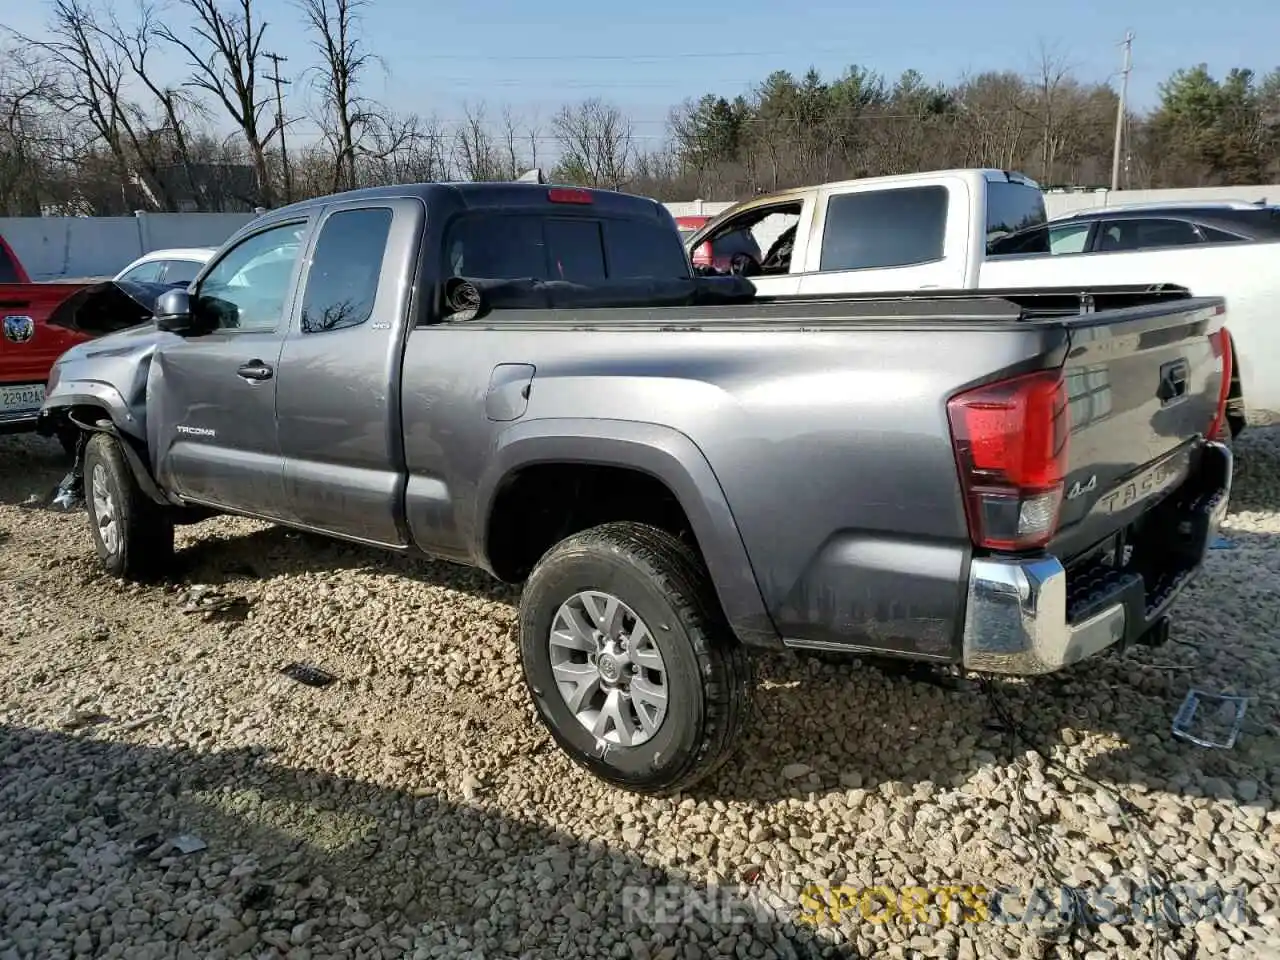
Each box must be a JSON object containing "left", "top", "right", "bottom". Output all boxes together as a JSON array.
[{"left": 38, "top": 181, "right": 1234, "bottom": 795}]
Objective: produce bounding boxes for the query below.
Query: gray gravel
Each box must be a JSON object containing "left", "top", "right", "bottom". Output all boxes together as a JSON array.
[{"left": 2, "top": 428, "right": 1279, "bottom": 960}]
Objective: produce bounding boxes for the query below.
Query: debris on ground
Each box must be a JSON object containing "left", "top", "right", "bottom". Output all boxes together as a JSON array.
[
  {"left": 49, "top": 471, "right": 84, "bottom": 511},
  {"left": 179, "top": 584, "right": 253, "bottom": 622},
  {"left": 279, "top": 662, "right": 339, "bottom": 687},
  {"left": 1172, "top": 688, "right": 1250, "bottom": 748},
  {"left": 169, "top": 834, "right": 208, "bottom": 855}
]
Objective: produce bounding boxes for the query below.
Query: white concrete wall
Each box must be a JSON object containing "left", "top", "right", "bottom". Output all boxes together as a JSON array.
[
  {"left": 0, "top": 212, "right": 260, "bottom": 280},
  {"left": 4, "top": 184, "right": 1277, "bottom": 279}
]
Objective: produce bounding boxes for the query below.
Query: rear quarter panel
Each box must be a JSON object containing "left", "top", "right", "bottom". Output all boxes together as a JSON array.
[
  {"left": 979, "top": 242, "right": 1280, "bottom": 421},
  {"left": 403, "top": 313, "right": 1067, "bottom": 658}
]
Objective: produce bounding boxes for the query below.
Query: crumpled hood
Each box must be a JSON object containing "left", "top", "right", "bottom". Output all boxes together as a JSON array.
[{"left": 45, "top": 279, "right": 180, "bottom": 337}]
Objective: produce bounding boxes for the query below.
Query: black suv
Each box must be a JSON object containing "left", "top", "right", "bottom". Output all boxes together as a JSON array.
[{"left": 988, "top": 201, "right": 1280, "bottom": 256}]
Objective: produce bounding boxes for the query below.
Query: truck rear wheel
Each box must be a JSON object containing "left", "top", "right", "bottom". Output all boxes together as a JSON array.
[
  {"left": 518, "top": 521, "right": 753, "bottom": 795},
  {"left": 83, "top": 432, "right": 174, "bottom": 581}
]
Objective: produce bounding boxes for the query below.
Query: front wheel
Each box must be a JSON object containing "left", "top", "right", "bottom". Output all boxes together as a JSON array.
[
  {"left": 518, "top": 521, "right": 753, "bottom": 795},
  {"left": 83, "top": 432, "right": 175, "bottom": 581}
]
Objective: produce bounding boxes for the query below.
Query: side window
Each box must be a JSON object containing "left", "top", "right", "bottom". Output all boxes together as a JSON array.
[
  {"left": 1097, "top": 218, "right": 1201, "bottom": 251},
  {"left": 195, "top": 222, "right": 306, "bottom": 332},
  {"left": 300, "top": 208, "right": 393, "bottom": 334},
  {"left": 1196, "top": 224, "right": 1248, "bottom": 244},
  {"left": 820, "top": 186, "right": 948, "bottom": 271},
  {"left": 1048, "top": 224, "right": 1091, "bottom": 254},
  {"left": 118, "top": 260, "right": 165, "bottom": 283},
  {"left": 162, "top": 259, "right": 205, "bottom": 285}
]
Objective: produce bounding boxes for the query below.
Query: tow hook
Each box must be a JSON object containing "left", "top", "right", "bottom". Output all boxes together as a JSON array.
[{"left": 1135, "top": 616, "right": 1171, "bottom": 648}]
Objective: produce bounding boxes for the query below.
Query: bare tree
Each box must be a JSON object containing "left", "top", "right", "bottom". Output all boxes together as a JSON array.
[
  {"left": 0, "top": 47, "right": 62, "bottom": 213},
  {"left": 97, "top": 3, "right": 208, "bottom": 209},
  {"left": 360, "top": 110, "right": 448, "bottom": 185},
  {"left": 158, "top": 0, "right": 277, "bottom": 205},
  {"left": 452, "top": 101, "right": 501, "bottom": 181},
  {"left": 10, "top": 0, "right": 184, "bottom": 209},
  {"left": 295, "top": 0, "right": 385, "bottom": 192},
  {"left": 499, "top": 105, "right": 529, "bottom": 179},
  {"left": 551, "top": 98, "right": 633, "bottom": 189},
  {"left": 1023, "top": 41, "right": 1077, "bottom": 185}
]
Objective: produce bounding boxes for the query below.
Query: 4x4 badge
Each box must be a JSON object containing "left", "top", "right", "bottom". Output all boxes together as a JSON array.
[{"left": 1066, "top": 475, "right": 1098, "bottom": 500}]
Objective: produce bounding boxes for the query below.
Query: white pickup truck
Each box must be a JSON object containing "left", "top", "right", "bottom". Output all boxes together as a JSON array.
[{"left": 684, "top": 169, "right": 1274, "bottom": 428}]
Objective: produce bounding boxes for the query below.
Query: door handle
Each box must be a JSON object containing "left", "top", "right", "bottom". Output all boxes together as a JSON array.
[{"left": 237, "top": 360, "right": 273, "bottom": 382}]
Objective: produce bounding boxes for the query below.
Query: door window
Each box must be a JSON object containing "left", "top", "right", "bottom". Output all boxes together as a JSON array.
[
  {"left": 162, "top": 259, "right": 205, "bottom": 285},
  {"left": 819, "top": 186, "right": 948, "bottom": 271},
  {"left": 1195, "top": 224, "right": 1249, "bottom": 244},
  {"left": 1096, "top": 218, "right": 1201, "bottom": 251},
  {"left": 195, "top": 222, "right": 306, "bottom": 331},
  {"left": 1048, "top": 223, "right": 1091, "bottom": 254},
  {"left": 117, "top": 260, "right": 165, "bottom": 283},
  {"left": 300, "top": 208, "right": 393, "bottom": 334}
]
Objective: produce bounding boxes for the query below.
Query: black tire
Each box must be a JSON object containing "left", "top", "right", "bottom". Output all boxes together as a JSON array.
[
  {"left": 83, "top": 431, "right": 175, "bottom": 581},
  {"left": 518, "top": 521, "right": 753, "bottom": 795}
]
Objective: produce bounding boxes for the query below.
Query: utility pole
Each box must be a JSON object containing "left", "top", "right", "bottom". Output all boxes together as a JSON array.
[
  {"left": 1110, "top": 31, "right": 1133, "bottom": 193},
  {"left": 265, "top": 52, "right": 292, "bottom": 202}
]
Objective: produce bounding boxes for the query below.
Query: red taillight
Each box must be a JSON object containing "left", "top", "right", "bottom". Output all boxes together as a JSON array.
[
  {"left": 947, "top": 369, "right": 1070, "bottom": 551},
  {"left": 547, "top": 187, "right": 593, "bottom": 204},
  {"left": 692, "top": 241, "right": 713, "bottom": 266},
  {"left": 1206, "top": 326, "right": 1232, "bottom": 441}
]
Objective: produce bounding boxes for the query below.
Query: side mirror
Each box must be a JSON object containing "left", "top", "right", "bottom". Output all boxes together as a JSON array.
[{"left": 154, "top": 288, "right": 196, "bottom": 334}]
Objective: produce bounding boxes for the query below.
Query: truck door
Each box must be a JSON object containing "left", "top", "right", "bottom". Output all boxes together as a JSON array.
[
  {"left": 274, "top": 197, "right": 425, "bottom": 546},
  {"left": 150, "top": 218, "right": 310, "bottom": 518},
  {"left": 797, "top": 180, "right": 967, "bottom": 294}
]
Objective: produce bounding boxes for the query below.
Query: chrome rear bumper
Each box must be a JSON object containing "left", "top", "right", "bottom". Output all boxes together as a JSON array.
[{"left": 962, "top": 440, "right": 1232, "bottom": 675}]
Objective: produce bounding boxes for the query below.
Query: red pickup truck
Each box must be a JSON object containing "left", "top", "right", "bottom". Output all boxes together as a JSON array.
[{"left": 1, "top": 235, "right": 94, "bottom": 448}]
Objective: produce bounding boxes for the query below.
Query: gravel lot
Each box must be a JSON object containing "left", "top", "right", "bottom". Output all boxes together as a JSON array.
[{"left": 2, "top": 428, "right": 1278, "bottom": 960}]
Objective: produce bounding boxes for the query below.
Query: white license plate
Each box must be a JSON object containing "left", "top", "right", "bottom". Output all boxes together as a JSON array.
[{"left": 0, "top": 383, "right": 44, "bottom": 413}]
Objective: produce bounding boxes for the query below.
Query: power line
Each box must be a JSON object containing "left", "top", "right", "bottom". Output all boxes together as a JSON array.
[
  {"left": 401, "top": 47, "right": 870, "bottom": 62},
  {"left": 264, "top": 51, "right": 293, "bottom": 200},
  {"left": 1110, "top": 31, "right": 1133, "bottom": 192}
]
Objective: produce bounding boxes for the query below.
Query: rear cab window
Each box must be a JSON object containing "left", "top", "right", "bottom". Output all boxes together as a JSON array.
[
  {"left": 985, "top": 180, "right": 1048, "bottom": 252},
  {"left": 444, "top": 213, "right": 691, "bottom": 283}
]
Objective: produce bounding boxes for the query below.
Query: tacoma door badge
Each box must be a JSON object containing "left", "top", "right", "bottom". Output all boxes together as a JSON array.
[{"left": 1066, "top": 475, "right": 1097, "bottom": 500}]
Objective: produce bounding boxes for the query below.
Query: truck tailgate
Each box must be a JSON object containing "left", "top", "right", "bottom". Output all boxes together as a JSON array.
[
  {"left": 0, "top": 283, "right": 93, "bottom": 385},
  {"left": 1050, "top": 296, "right": 1229, "bottom": 562}
]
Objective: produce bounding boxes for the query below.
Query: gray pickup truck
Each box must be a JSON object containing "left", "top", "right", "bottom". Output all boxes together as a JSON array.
[{"left": 37, "top": 181, "right": 1234, "bottom": 794}]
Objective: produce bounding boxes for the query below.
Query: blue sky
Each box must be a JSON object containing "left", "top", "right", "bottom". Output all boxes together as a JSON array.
[{"left": 5, "top": 0, "right": 1278, "bottom": 150}]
